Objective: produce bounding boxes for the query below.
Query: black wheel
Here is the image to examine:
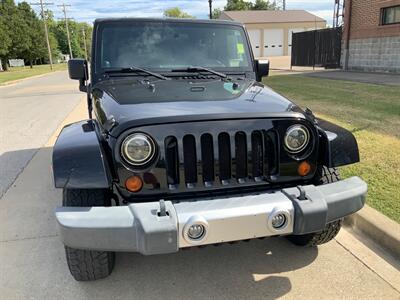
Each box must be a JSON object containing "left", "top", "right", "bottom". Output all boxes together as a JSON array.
[
  {"left": 312, "top": 165, "right": 341, "bottom": 185},
  {"left": 287, "top": 166, "right": 342, "bottom": 247},
  {"left": 287, "top": 219, "right": 342, "bottom": 247},
  {"left": 63, "top": 188, "right": 115, "bottom": 281}
]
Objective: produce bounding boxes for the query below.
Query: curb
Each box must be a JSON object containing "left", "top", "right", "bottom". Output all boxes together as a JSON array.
[{"left": 344, "top": 205, "right": 400, "bottom": 258}]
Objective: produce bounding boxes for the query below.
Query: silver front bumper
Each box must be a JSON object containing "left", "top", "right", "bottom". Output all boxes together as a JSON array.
[{"left": 55, "top": 177, "right": 367, "bottom": 255}]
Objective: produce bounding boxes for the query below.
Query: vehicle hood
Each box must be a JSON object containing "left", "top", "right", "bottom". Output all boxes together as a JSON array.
[{"left": 92, "top": 77, "right": 304, "bottom": 136}]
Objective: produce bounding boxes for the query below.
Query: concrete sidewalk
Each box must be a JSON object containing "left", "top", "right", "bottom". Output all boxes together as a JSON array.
[{"left": 266, "top": 56, "right": 400, "bottom": 84}]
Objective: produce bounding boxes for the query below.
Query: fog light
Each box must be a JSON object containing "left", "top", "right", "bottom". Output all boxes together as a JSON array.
[
  {"left": 183, "top": 216, "right": 209, "bottom": 244},
  {"left": 271, "top": 213, "right": 287, "bottom": 229},
  {"left": 187, "top": 224, "right": 206, "bottom": 240}
]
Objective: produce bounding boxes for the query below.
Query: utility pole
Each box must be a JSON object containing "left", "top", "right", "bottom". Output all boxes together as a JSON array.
[
  {"left": 274, "top": 0, "right": 286, "bottom": 10},
  {"left": 333, "top": 0, "right": 345, "bottom": 28},
  {"left": 81, "top": 28, "right": 88, "bottom": 61},
  {"left": 208, "top": 0, "right": 212, "bottom": 19},
  {"left": 58, "top": 3, "right": 73, "bottom": 59},
  {"left": 31, "top": 0, "right": 54, "bottom": 70}
]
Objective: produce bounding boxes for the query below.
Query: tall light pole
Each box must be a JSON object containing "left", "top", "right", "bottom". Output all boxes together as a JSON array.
[
  {"left": 31, "top": 0, "right": 54, "bottom": 70},
  {"left": 58, "top": 3, "right": 73, "bottom": 59},
  {"left": 208, "top": 0, "right": 212, "bottom": 19}
]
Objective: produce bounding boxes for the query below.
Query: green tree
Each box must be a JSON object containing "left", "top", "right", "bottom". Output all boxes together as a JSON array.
[
  {"left": 212, "top": 8, "right": 222, "bottom": 19},
  {"left": 252, "top": 0, "right": 277, "bottom": 10},
  {"left": 0, "top": 15, "right": 11, "bottom": 70},
  {"left": 40, "top": 9, "right": 60, "bottom": 63},
  {"left": 51, "top": 20, "right": 92, "bottom": 59},
  {"left": 79, "top": 23, "right": 92, "bottom": 60},
  {"left": 225, "top": 0, "right": 252, "bottom": 11},
  {"left": 223, "top": 0, "right": 277, "bottom": 12},
  {"left": 163, "top": 7, "right": 194, "bottom": 18},
  {"left": 0, "top": 0, "right": 31, "bottom": 69},
  {"left": 17, "top": 1, "right": 47, "bottom": 67},
  {"left": 69, "top": 21, "right": 85, "bottom": 58}
]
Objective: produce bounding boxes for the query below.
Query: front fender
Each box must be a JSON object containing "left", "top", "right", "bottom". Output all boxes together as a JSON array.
[
  {"left": 317, "top": 118, "right": 360, "bottom": 168},
  {"left": 52, "top": 120, "right": 112, "bottom": 189}
]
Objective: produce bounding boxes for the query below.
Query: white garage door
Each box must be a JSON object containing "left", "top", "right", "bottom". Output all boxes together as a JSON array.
[
  {"left": 263, "top": 29, "right": 284, "bottom": 57},
  {"left": 288, "top": 28, "right": 304, "bottom": 55},
  {"left": 247, "top": 29, "right": 261, "bottom": 57}
]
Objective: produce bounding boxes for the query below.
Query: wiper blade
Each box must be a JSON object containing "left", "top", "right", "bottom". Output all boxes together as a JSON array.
[
  {"left": 104, "top": 66, "right": 169, "bottom": 80},
  {"left": 171, "top": 66, "right": 227, "bottom": 79}
]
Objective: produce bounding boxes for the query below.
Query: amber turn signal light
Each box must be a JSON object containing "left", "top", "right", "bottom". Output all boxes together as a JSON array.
[
  {"left": 125, "top": 176, "right": 143, "bottom": 192},
  {"left": 298, "top": 161, "right": 311, "bottom": 177}
]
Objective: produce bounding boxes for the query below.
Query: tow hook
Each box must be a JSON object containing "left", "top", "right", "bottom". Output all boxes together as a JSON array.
[
  {"left": 158, "top": 199, "right": 168, "bottom": 217},
  {"left": 296, "top": 186, "right": 308, "bottom": 200},
  {"left": 282, "top": 186, "right": 309, "bottom": 201}
]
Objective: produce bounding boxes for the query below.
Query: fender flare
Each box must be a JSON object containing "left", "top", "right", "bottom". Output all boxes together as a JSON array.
[
  {"left": 52, "top": 120, "right": 112, "bottom": 189},
  {"left": 317, "top": 118, "right": 360, "bottom": 168}
]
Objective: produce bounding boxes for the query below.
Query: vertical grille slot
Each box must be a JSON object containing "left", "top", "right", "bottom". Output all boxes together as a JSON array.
[
  {"left": 183, "top": 135, "right": 197, "bottom": 185},
  {"left": 265, "top": 130, "right": 278, "bottom": 176},
  {"left": 251, "top": 131, "right": 264, "bottom": 180},
  {"left": 165, "top": 136, "right": 179, "bottom": 187},
  {"left": 201, "top": 134, "right": 214, "bottom": 183},
  {"left": 235, "top": 132, "right": 247, "bottom": 182},
  {"left": 218, "top": 132, "right": 231, "bottom": 182}
]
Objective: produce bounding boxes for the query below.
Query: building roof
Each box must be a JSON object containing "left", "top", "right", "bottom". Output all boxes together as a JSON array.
[{"left": 219, "top": 10, "right": 326, "bottom": 24}]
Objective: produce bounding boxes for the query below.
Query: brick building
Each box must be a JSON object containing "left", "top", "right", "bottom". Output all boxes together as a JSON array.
[{"left": 342, "top": 0, "right": 400, "bottom": 73}]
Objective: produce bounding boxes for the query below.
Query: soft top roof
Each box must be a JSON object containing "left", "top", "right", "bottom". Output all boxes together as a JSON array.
[{"left": 94, "top": 17, "right": 243, "bottom": 27}]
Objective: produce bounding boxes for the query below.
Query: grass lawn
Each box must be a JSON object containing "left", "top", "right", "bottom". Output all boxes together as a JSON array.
[
  {"left": 0, "top": 63, "right": 67, "bottom": 85},
  {"left": 265, "top": 75, "right": 400, "bottom": 223}
]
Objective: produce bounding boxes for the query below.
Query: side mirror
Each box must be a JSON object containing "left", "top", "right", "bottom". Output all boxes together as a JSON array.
[
  {"left": 255, "top": 59, "right": 269, "bottom": 82},
  {"left": 68, "top": 59, "right": 88, "bottom": 92}
]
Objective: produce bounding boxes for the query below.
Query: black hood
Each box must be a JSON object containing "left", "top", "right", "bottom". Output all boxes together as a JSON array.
[{"left": 92, "top": 77, "right": 304, "bottom": 136}]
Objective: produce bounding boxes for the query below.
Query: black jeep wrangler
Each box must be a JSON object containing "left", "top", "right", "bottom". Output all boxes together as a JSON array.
[{"left": 53, "top": 18, "right": 367, "bottom": 281}]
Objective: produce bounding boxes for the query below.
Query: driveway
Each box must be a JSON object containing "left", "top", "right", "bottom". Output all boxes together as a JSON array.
[{"left": 0, "top": 72, "right": 399, "bottom": 299}]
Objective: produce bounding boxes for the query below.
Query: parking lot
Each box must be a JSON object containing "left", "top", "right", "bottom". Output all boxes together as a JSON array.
[{"left": 0, "top": 72, "right": 399, "bottom": 299}]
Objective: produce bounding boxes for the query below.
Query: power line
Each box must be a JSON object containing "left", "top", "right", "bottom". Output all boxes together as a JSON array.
[
  {"left": 57, "top": 3, "right": 73, "bottom": 59},
  {"left": 30, "top": 0, "right": 54, "bottom": 70}
]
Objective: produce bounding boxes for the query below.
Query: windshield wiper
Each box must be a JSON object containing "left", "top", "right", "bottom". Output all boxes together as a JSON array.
[
  {"left": 171, "top": 66, "right": 228, "bottom": 79},
  {"left": 104, "top": 66, "right": 169, "bottom": 80}
]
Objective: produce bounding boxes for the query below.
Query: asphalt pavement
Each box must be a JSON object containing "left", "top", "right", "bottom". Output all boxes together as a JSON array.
[
  {"left": 0, "top": 71, "right": 81, "bottom": 197},
  {"left": 0, "top": 72, "right": 399, "bottom": 299}
]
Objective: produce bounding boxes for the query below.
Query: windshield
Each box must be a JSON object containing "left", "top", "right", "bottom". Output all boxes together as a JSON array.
[{"left": 96, "top": 21, "right": 253, "bottom": 74}]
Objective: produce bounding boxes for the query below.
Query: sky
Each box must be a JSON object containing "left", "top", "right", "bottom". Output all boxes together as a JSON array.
[{"left": 24, "top": 0, "right": 334, "bottom": 26}]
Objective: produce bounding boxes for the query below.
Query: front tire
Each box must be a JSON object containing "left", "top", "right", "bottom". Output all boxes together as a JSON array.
[
  {"left": 63, "top": 189, "right": 115, "bottom": 281},
  {"left": 287, "top": 166, "right": 342, "bottom": 247},
  {"left": 287, "top": 219, "right": 342, "bottom": 247}
]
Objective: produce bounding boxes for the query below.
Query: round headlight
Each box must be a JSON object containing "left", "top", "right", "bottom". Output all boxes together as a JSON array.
[
  {"left": 284, "top": 125, "right": 310, "bottom": 153},
  {"left": 121, "top": 133, "right": 156, "bottom": 166}
]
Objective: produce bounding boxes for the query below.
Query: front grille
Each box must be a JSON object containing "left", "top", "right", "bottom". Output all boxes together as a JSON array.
[{"left": 164, "top": 130, "right": 278, "bottom": 189}]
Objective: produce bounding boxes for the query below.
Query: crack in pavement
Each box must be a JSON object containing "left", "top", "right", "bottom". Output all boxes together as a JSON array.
[{"left": 0, "top": 234, "right": 59, "bottom": 244}]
